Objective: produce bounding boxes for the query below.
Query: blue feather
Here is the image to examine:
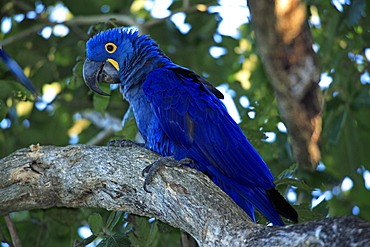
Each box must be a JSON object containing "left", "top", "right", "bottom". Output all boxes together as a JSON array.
[{"left": 0, "top": 48, "right": 39, "bottom": 97}]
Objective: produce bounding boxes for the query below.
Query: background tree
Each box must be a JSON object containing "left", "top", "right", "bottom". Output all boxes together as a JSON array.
[{"left": 1, "top": 0, "right": 369, "bottom": 246}]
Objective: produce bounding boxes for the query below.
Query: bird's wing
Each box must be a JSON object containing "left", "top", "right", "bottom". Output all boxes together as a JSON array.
[
  {"left": 143, "top": 68, "right": 274, "bottom": 187},
  {"left": 143, "top": 68, "right": 285, "bottom": 225}
]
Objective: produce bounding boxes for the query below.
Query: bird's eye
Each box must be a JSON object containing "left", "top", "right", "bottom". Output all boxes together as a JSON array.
[{"left": 105, "top": 43, "right": 117, "bottom": 53}]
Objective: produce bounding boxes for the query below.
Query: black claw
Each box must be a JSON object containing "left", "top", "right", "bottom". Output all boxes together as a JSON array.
[
  {"left": 142, "top": 164, "right": 152, "bottom": 177},
  {"left": 142, "top": 156, "right": 193, "bottom": 193},
  {"left": 143, "top": 179, "right": 153, "bottom": 193},
  {"left": 183, "top": 158, "right": 194, "bottom": 167}
]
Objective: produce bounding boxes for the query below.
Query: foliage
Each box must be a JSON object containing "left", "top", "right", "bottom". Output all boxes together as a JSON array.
[
  {"left": 0, "top": 0, "right": 369, "bottom": 246},
  {"left": 74, "top": 211, "right": 180, "bottom": 247}
]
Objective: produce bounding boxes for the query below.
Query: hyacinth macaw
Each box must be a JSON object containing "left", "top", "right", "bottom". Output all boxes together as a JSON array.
[
  {"left": 0, "top": 47, "right": 39, "bottom": 97},
  {"left": 83, "top": 27, "right": 298, "bottom": 226}
]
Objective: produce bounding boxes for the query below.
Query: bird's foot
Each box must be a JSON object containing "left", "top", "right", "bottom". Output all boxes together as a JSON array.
[
  {"left": 142, "top": 156, "right": 193, "bottom": 193},
  {"left": 107, "top": 139, "right": 145, "bottom": 150}
]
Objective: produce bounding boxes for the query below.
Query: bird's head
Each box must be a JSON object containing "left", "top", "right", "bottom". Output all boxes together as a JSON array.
[{"left": 83, "top": 27, "right": 140, "bottom": 96}]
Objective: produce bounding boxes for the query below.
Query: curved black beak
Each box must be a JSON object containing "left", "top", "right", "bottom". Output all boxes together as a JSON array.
[{"left": 83, "top": 59, "right": 120, "bottom": 96}]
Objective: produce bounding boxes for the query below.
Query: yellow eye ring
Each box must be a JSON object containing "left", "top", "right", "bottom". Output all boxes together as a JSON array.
[{"left": 105, "top": 43, "right": 117, "bottom": 53}]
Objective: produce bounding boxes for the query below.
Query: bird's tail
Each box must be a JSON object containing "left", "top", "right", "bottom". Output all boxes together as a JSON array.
[
  {"left": 209, "top": 167, "right": 297, "bottom": 226},
  {"left": 267, "top": 187, "right": 298, "bottom": 223}
]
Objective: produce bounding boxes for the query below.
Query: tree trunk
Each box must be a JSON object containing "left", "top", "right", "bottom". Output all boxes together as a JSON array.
[
  {"left": 1, "top": 145, "right": 369, "bottom": 246},
  {"left": 248, "top": 0, "right": 322, "bottom": 169}
]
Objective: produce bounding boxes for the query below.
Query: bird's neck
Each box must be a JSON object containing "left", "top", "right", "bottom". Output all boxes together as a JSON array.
[
  {"left": 117, "top": 44, "right": 174, "bottom": 145},
  {"left": 119, "top": 44, "right": 175, "bottom": 102}
]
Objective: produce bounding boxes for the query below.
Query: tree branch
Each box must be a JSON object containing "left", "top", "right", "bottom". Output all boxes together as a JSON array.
[
  {"left": 4, "top": 214, "right": 22, "bottom": 247},
  {"left": 1, "top": 145, "right": 369, "bottom": 246}
]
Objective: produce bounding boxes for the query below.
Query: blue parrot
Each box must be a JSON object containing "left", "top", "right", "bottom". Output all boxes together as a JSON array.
[{"left": 83, "top": 27, "right": 298, "bottom": 226}]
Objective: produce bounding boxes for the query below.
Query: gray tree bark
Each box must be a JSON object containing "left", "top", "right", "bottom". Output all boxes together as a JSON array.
[{"left": 1, "top": 145, "right": 369, "bottom": 246}]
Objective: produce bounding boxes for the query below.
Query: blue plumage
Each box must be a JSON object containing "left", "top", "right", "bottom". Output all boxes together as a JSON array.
[
  {"left": 83, "top": 27, "right": 298, "bottom": 226},
  {"left": 0, "top": 48, "right": 39, "bottom": 97}
]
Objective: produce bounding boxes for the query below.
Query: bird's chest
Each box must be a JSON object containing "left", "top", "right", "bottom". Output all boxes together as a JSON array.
[
  {"left": 136, "top": 110, "right": 175, "bottom": 156},
  {"left": 128, "top": 93, "right": 175, "bottom": 156}
]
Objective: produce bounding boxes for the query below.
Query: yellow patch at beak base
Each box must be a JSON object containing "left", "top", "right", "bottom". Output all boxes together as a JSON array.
[{"left": 106, "top": 58, "right": 119, "bottom": 71}]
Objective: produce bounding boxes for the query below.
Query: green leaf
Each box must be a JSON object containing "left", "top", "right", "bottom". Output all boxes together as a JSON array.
[
  {"left": 0, "top": 99, "right": 7, "bottom": 120},
  {"left": 294, "top": 203, "right": 325, "bottom": 223},
  {"left": 107, "top": 211, "right": 123, "bottom": 232},
  {"left": 275, "top": 178, "right": 312, "bottom": 191},
  {"left": 277, "top": 164, "right": 297, "bottom": 179},
  {"left": 93, "top": 83, "right": 111, "bottom": 114},
  {"left": 75, "top": 234, "right": 98, "bottom": 247},
  {"left": 126, "top": 216, "right": 160, "bottom": 247},
  {"left": 97, "top": 233, "right": 132, "bottom": 247},
  {"left": 352, "top": 86, "right": 370, "bottom": 109},
  {"left": 346, "top": 0, "right": 366, "bottom": 27},
  {"left": 330, "top": 114, "right": 363, "bottom": 177},
  {"left": 325, "top": 109, "right": 347, "bottom": 144},
  {"left": 88, "top": 213, "right": 104, "bottom": 235}
]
